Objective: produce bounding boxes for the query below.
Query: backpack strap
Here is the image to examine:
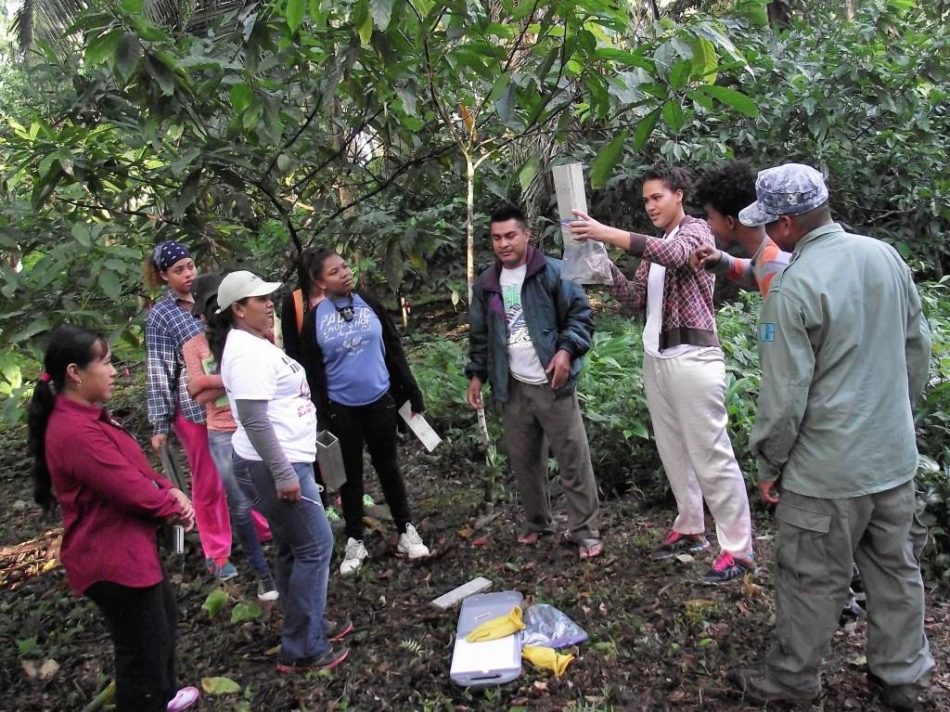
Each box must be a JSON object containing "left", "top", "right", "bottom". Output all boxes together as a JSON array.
[{"left": 293, "top": 289, "right": 305, "bottom": 334}]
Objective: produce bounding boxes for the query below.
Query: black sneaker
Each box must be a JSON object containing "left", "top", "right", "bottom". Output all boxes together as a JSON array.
[
  {"left": 256, "top": 574, "right": 279, "bottom": 602},
  {"left": 275, "top": 646, "right": 349, "bottom": 674},
  {"left": 652, "top": 531, "right": 710, "bottom": 560}
]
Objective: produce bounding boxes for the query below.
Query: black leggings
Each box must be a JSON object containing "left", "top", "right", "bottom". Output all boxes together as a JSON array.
[
  {"left": 85, "top": 577, "right": 177, "bottom": 712},
  {"left": 329, "top": 393, "right": 411, "bottom": 539}
]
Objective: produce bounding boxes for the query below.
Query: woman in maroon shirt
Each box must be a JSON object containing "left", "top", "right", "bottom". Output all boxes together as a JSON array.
[{"left": 27, "top": 325, "right": 200, "bottom": 712}]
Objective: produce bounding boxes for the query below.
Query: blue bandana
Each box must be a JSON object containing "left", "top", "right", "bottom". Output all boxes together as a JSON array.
[{"left": 152, "top": 241, "right": 192, "bottom": 272}]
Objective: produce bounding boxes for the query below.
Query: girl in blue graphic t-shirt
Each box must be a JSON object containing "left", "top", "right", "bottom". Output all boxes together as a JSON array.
[{"left": 299, "top": 250, "right": 430, "bottom": 576}]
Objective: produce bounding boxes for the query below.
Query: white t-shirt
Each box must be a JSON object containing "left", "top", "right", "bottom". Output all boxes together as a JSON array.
[
  {"left": 221, "top": 329, "right": 317, "bottom": 462},
  {"left": 500, "top": 265, "right": 548, "bottom": 384},
  {"left": 642, "top": 226, "right": 702, "bottom": 360}
]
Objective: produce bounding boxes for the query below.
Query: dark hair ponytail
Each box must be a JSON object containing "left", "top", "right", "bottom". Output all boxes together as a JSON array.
[
  {"left": 207, "top": 304, "right": 240, "bottom": 369},
  {"left": 27, "top": 325, "right": 108, "bottom": 510}
]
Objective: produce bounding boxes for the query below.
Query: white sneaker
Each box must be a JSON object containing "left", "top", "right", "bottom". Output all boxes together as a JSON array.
[
  {"left": 339, "top": 538, "right": 368, "bottom": 576},
  {"left": 397, "top": 524, "right": 430, "bottom": 559}
]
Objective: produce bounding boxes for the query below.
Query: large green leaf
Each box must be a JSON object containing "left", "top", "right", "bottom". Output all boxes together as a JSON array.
[
  {"left": 201, "top": 677, "right": 241, "bottom": 695},
  {"left": 285, "top": 0, "right": 305, "bottom": 32},
  {"left": 518, "top": 155, "right": 540, "bottom": 191},
  {"left": 114, "top": 33, "right": 142, "bottom": 81},
  {"left": 370, "top": 0, "right": 395, "bottom": 31},
  {"left": 590, "top": 131, "right": 627, "bottom": 189},
  {"left": 202, "top": 589, "right": 229, "bottom": 617},
  {"left": 144, "top": 55, "right": 176, "bottom": 96},
  {"left": 230, "top": 84, "right": 253, "bottom": 112},
  {"left": 632, "top": 109, "right": 660, "bottom": 150},
  {"left": 661, "top": 101, "right": 686, "bottom": 132},
  {"left": 354, "top": 0, "right": 373, "bottom": 46},
  {"left": 701, "top": 85, "right": 759, "bottom": 118},
  {"left": 85, "top": 29, "right": 123, "bottom": 67},
  {"left": 690, "top": 37, "right": 718, "bottom": 84}
]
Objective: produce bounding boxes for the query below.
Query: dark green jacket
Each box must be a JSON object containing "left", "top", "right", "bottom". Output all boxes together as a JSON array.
[{"left": 466, "top": 246, "right": 594, "bottom": 403}]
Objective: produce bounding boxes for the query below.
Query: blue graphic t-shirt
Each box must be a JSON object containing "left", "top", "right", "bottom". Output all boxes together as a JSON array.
[
  {"left": 499, "top": 265, "right": 548, "bottom": 384},
  {"left": 315, "top": 294, "right": 390, "bottom": 406}
]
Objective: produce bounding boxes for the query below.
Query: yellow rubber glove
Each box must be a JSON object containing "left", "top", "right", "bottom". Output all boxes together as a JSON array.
[
  {"left": 522, "top": 645, "right": 575, "bottom": 677},
  {"left": 464, "top": 606, "right": 526, "bottom": 642}
]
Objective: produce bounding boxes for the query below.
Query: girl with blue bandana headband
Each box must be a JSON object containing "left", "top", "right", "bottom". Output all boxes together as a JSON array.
[{"left": 144, "top": 241, "right": 237, "bottom": 581}]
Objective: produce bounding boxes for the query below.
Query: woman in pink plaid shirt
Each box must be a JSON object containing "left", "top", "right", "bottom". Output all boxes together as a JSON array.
[{"left": 570, "top": 165, "right": 754, "bottom": 585}]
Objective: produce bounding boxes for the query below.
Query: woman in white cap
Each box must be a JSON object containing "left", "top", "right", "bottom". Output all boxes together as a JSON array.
[{"left": 215, "top": 270, "right": 350, "bottom": 674}]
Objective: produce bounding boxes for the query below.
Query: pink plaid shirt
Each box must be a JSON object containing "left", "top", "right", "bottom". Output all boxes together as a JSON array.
[{"left": 609, "top": 215, "right": 720, "bottom": 351}]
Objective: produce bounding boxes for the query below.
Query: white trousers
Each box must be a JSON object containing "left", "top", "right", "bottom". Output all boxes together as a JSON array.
[{"left": 643, "top": 348, "right": 753, "bottom": 558}]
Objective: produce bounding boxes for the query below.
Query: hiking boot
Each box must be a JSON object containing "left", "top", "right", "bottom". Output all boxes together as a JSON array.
[
  {"left": 728, "top": 667, "right": 821, "bottom": 705},
  {"left": 167, "top": 686, "right": 200, "bottom": 712},
  {"left": 340, "top": 538, "right": 368, "bottom": 576},
  {"left": 206, "top": 557, "right": 238, "bottom": 581},
  {"left": 702, "top": 552, "right": 755, "bottom": 584},
  {"left": 868, "top": 671, "right": 925, "bottom": 711},
  {"left": 275, "top": 646, "right": 349, "bottom": 674},
  {"left": 652, "top": 531, "right": 710, "bottom": 560},
  {"left": 397, "top": 523, "right": 430, "bottom": 559},
  {"left": 325, "top": 618, "right": 354, "bottom": 642},
  {"left": 256, "top": 573, "right": 279, "bottom": 602}
]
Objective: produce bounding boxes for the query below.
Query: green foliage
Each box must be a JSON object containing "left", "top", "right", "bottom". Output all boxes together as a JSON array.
[
  {"left": 577, "top": 315, "right": 659, "bottom": 497},
  {"left": 201, "top": 588, "right": 229, "bottom": 617}
]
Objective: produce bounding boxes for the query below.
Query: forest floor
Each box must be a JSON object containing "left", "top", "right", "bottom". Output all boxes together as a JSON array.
[{"left": 2, "top": 394, "right": 950, "bottom": 712}]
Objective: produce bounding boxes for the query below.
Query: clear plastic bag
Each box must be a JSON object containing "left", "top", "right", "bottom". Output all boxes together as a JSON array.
[
  {"left": 521, "top": 603, "right": 589, "bottom": 649},
  {"left": 561, "top": 232, "right": 614, "bottom": 285},
  {"left": 552, "top": 162, "right": 613, "bottom": 285}
]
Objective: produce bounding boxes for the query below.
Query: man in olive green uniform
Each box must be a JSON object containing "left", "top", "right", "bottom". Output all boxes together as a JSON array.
[{"left": 728, "top": 164, "right": 934, "bottom": 710}]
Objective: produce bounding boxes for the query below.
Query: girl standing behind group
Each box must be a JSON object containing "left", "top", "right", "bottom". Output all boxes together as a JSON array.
[
  {"left": 28, "top": 325, "right": 200, "bottom": 711},
  {"left": 570, "top": 165, "right": 754, "bottom": 584},
  {"left": 144, "top": 241, "right": 235, "bottom": 580},
  {"left": 182, "top": 273, "right": 278, "bottom": 601},
  {"left": 299, "top": 250, "right": 429, "bottom": 576},
  {"left": 280, "top": 247, "right": 326, "bottom": 363}
]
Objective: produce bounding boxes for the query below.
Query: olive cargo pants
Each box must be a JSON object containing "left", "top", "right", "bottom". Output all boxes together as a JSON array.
[{"left": 767, "top": 481, "right": 933, "bottom": 694}]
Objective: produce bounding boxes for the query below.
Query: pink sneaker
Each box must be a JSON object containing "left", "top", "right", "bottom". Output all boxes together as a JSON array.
[
  {"left": 702, "top": 552, "right": 755, "bottom": 584},
  {"left": 167, "top": 686, "right": 200, "bottom": 712},
  {"left": 652, "top": 530, "right": 710, "bottom": 560}
]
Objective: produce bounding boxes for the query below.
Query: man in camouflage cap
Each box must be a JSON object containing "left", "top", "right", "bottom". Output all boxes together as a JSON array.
[{"left": 728, "top": 164, "right": 934, "bottom": 709}]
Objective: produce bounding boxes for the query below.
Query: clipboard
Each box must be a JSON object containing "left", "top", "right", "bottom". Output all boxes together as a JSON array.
[{"left": 450, "top": 591, "right": 523, "bottom": 687}]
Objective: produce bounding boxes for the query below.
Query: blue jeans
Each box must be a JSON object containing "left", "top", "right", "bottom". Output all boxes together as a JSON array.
[
  {"left": 207, "top": 431, "right": 271, "bottom": 577},
  {"left": 233, "top": 457, "right": 333, "bottom": 660}
]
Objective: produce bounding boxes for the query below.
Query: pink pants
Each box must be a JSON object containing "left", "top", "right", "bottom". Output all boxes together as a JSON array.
[{"left": 173, "top": 412, "right": 232, "bottom": 560}]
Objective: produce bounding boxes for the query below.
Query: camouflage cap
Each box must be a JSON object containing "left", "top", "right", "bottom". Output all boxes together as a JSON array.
[{"left": 738, "top": 163, "right": 829, "bottom": 227}]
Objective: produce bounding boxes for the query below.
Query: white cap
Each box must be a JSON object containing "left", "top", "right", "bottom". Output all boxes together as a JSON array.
[{"left": 216, "top": 270, "right": 281, "bottom": 312}]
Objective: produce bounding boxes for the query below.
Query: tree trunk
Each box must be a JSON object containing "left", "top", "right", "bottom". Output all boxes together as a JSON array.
[{"left": 466, "top": 153, "right": 476, "bottom": 304}]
